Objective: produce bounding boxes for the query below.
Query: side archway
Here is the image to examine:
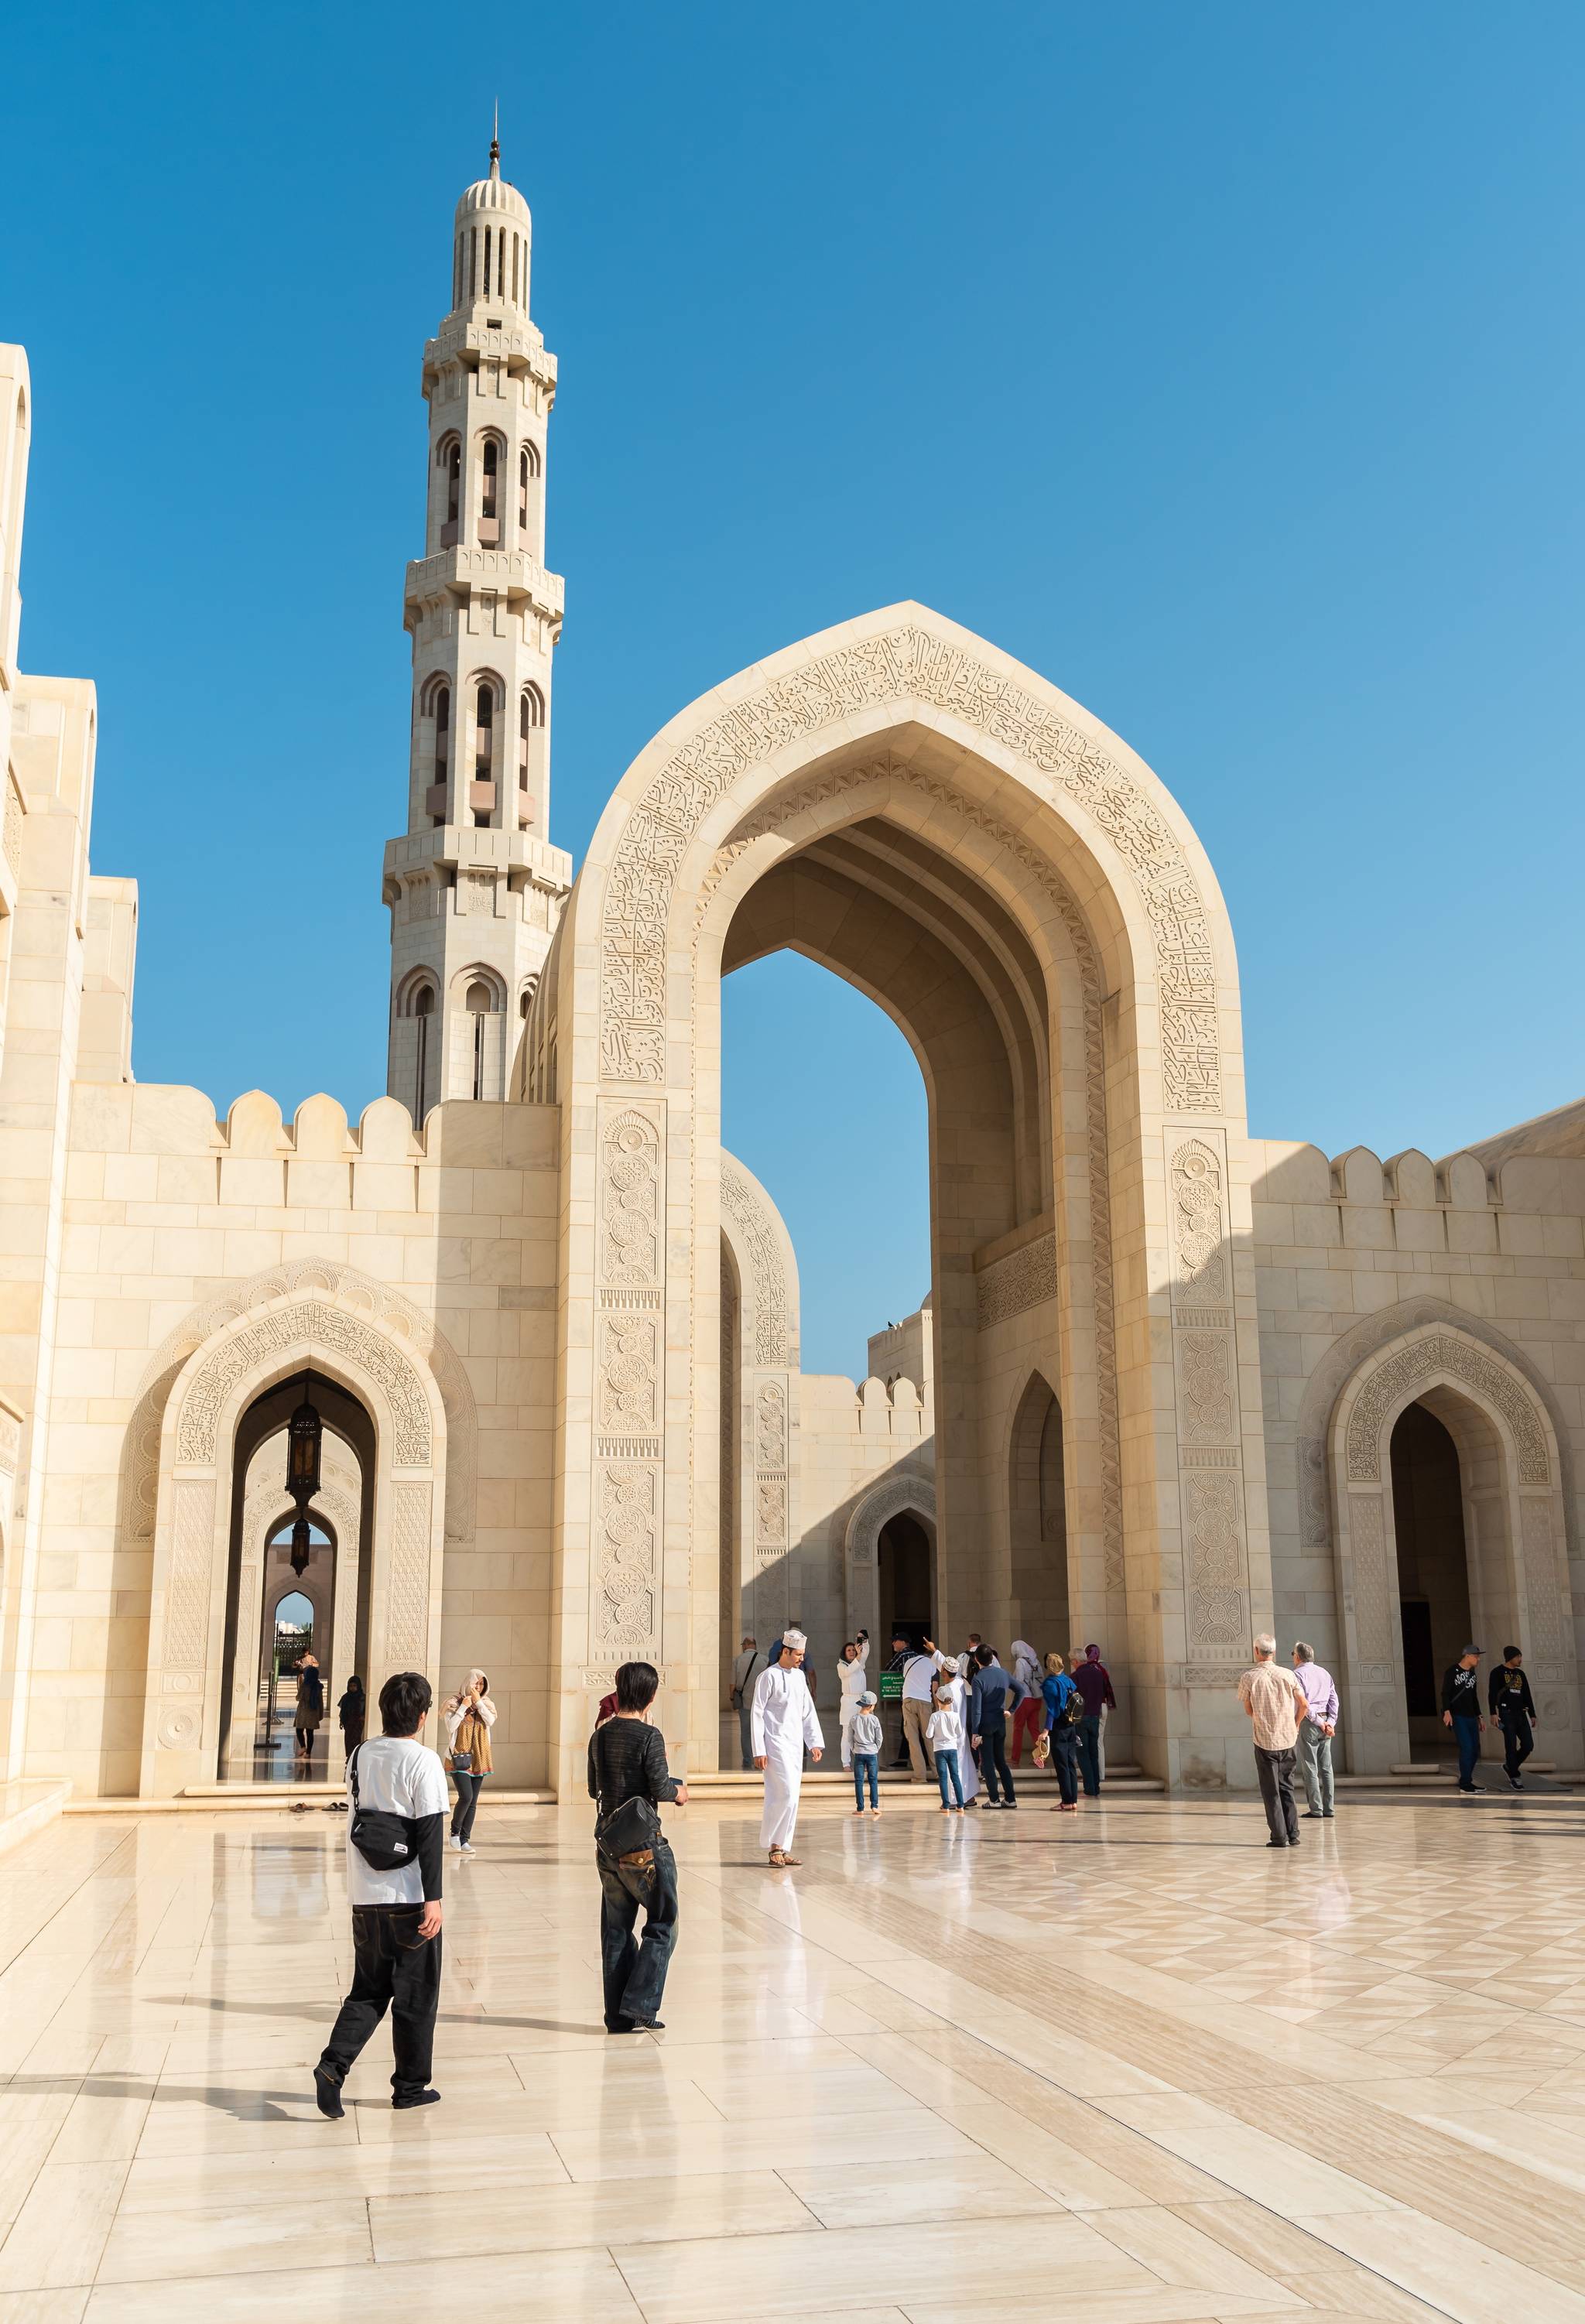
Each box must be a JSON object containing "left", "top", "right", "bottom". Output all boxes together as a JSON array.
[
  {"left": 846, "top": 1471, "right": 936, "bottom": 1646},
  {"left": 1327, "top": 1319, "right": 1578, "bottom": 1775},
  {"left": 140, "top": 1288, "right": 448, "bottom": 1796}
]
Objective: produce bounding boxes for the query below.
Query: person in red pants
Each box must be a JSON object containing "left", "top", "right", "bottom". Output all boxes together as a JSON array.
[{"left": 1009, "top": 1639, "right": 1045, "bottom": 1764}]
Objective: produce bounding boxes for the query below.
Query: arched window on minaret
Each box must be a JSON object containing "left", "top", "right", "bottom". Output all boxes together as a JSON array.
[
  {"left": 518, "top": 440, "right": 539, "bottom": 545},
  {"left": 519, "top": 683, "right": 543, "bottom": 828},
  {"left": 473, "top": 682, "right": 497, "bottom": 826},
  {"left": 400, "top": 977, "right": 437, "bottom": 1124},
  {"left": 479, "top": 438, "right": 500, "bottom": 548},
  {"left": 430, "top": 683, "right": 450, "bottom": 824},
  {"left": 439, "top": 438, "right": 461, "bottom": 549},
  {"left": 465, "top": 977, "right": 501, "bottom": 1101}
]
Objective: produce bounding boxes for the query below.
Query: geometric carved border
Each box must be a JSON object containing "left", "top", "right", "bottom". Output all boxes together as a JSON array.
[
  {"left": 1344, "top": 1329, "right": 1552, "bottom": 1488},
  {"left": 175, "top": 1300, "right": 433, "bottom": 1468},
  {"left": 602, "top": 621, "right": 1222, "bottom": 1115}
]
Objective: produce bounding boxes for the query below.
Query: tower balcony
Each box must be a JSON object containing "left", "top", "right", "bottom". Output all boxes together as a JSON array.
[
  {"left": 423, "top": 317, "right": 556, "bottom": 399},
  {"left": 382, "top": 821, "right": 573, "bottom": 900},
  {"left": 404, "top": 546, "right": 564, "bottom": 625}
]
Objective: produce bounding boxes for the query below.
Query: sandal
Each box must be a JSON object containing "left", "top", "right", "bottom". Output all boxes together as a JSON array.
[{"left": 768, "top": 1848, "right": 799, "bottom": 1867}]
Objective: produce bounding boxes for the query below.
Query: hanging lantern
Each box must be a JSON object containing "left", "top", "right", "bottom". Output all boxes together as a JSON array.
[
  {"left": 289, "top": 1515, "right": 313, "bottom": 1577},
  {"left": 287, "top": 1381, "right": 322, "bottom": 1503}
]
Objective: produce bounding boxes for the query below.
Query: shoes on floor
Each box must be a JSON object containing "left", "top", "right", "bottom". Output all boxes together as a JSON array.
[
  {"left": 1457, "top": 1782, "right": 1482, "bottom": 1794},
  {"left": 1506, "top": 1771, "right": 1524, "bottom": 1790},
  {"left": 629, "top": 2018, "right": 666, "bottom": 2031},
  {"left": 1302, "top": 1809, "right": 1323, "bottom": 1819},
  {"left": 313, "top": 2066, "right": 344, "bottom": 2119},
  {"left": 447, "top": 1836, "right": 464, "bottom": 1851},
  {"left": 1266, "top": 1838, "right": 1289, "bottom": 1848},
  {"left": 392, "top": 2089, "right": 441, "bottom": 2110},
  {"left": 460, "top": 1841, "right": 476, "bottom": 1852},
  {"left": 1322, "top": 1809, "right": 1336, "bottom": 1818}
]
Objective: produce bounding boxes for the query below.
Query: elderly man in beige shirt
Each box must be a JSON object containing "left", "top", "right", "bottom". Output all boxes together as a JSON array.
[{"left": 1237, "top": 1634, "right": 1310, "bottom": 1848}]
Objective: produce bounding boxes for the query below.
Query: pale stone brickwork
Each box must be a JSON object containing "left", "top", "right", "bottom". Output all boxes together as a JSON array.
[{"left": 3, "top": 149, "right": 1584, "bottom": 1801}]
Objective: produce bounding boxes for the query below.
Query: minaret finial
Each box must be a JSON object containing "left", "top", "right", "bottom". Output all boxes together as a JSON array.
[{"left": 489, "top": 101, "right": 500, "bottom": 177}]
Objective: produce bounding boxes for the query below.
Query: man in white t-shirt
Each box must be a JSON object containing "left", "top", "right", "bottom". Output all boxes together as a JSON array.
[{"left": 314, "top": 1669, "right": 449, "bottom": 2115}]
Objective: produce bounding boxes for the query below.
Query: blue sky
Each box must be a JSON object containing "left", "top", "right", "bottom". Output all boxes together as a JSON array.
[{"left": 4, "top": 5, "right": 1582, "bottom": 1375}]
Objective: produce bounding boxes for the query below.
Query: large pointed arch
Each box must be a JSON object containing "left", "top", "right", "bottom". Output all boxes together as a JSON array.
[{"left": 539, "top": 601, "right": 1268, "bottom": 1792}]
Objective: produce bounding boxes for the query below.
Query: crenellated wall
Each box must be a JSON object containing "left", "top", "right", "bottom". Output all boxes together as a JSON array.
[{"left": 1251, "top": 1136, "right": 1585, "bottom": 1768}]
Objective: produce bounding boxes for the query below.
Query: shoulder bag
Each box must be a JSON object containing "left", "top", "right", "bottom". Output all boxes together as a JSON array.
[{"left": 347, "top": 1744, "right": 418, "bottom": 1871}]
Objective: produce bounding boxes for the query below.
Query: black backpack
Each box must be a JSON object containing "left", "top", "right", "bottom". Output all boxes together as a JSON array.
[{"left": 347, "top": 1744, "right": 418, "bottom": 1872}]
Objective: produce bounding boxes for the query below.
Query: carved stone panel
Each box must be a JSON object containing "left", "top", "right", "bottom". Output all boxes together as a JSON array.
[
  {"left": 976, "top": 1234, "right": 1057, "bottom": 1331},
  {"left": 176, "top": 1302, "right": 432, "bottom": 1468},
  {"left": 1345, "top": 1489, "right": 1395, "bottom": 1683},
  {"left": 1345, "top": 1333, "right": 1551, "bottom": 1487},
  {"left": 161, "top": 1475, "right": 217, "bottom": 1679},
  {"left": 752, "top": 1378, "right": 789, "bottom": 1565},
  {"left": 594, "top": 1101, "right": 665, "bottom": 1655},
  {"left": 721, "top": 1159, "right": 789, "bottom": 1364},
  {"left": 385, "top": 1480, "right": 433, "bottom": 1670},
  {"left": 1166, "top": 1135, "right": 1251, "bottom": 1663}
]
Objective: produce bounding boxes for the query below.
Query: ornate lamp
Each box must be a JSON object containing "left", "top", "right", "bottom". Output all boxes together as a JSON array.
[{"left": 286, "top": 1378, "right": 322, "bottom": 1576}]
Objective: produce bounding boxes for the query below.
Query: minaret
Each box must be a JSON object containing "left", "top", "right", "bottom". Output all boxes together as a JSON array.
[{"left": 383, "top": 133, "right": 573, "bottom": 1118}]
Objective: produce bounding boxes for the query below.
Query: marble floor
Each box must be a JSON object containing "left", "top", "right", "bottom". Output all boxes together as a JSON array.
[{"left": 4, "top": 1786, "right": 1585, "bottom": 2322}]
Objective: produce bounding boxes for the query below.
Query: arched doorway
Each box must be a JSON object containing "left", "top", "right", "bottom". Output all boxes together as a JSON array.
[
  {"left": 1008, "top": 1371, "right": 1068, "bottom": 1657},
  {"left": 142, "top": 1285, "right": 447, "bottom": 1797},
  {"left": 544, "top": 604, "right": 1265, "bottom": 1789},
  {"left": 1390, "top": 1402, "right": 1472, "bottom": 1752},
  {"left": 878, "top": 1511, "right": 935, "bottom": 1646},
  {"left": 1330, "top": 1320, "right": 1580, "bottom": 1775}
]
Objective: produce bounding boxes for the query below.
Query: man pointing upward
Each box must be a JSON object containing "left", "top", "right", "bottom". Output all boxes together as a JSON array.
[{"left": 751, "top": 1628, "right": 823, "bottom": 1867}]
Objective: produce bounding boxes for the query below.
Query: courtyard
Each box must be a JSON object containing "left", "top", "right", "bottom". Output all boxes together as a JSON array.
[{"left": 3, "top": 1788, "right": 1584, "bottom": 2321}]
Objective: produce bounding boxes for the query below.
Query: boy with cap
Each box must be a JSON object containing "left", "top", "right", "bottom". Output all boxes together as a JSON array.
[{"left": 849, "top": 1690, "right": 884, "bottom": 1816}]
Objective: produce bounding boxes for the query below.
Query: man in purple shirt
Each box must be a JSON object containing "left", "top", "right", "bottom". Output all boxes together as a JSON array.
[
  {"left": 1070, "top": 1645, "right": 1116, "bottom": 1800},
  {"left": 1291, "top": 1641, "right": 1339, "bottom": 1819}
]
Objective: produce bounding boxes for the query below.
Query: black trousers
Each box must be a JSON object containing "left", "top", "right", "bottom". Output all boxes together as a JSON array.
[
  {"left": 1255, "top": 1744, "right": 1299, "bottom": 1843},
  {"left": 1049, "top": 1726, "right": 1080, "bottom": 1804},
  {"left": 450, "top": 1771, "right": 488, "bottom": 1840},
  {"left": 978, "top": 1719, "right": 1016, "bottom": 1805},
  {"left": 1077, "top": 1715, "right": 1102, "bottom": 1796},
  {"left": 1501, "top": 1710, "right": 1535, "bottom": 1779},
  {"left": 319, "top": 1905, "right": 442, "bottom": 2101},
  {"left": 597, "top": 1836, "right": 678, "bottom": 2030}
]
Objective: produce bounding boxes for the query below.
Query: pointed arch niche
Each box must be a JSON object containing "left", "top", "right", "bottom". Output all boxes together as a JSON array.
[
  {"left": 1328, "top": 1319, "right": 1580, "bottom": 1776},
  {"left": 139, "top": 1286, "right": 448, "bottom": 1796}
]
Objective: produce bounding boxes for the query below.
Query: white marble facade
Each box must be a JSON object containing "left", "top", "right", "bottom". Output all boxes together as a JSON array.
[{"left": 2, "top": 153, "right": 1583, "bottom": 1803}]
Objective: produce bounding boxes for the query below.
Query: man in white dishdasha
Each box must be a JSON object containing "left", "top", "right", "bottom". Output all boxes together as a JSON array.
[{"left": 751, "top": 1627, "right": 823, "bottom": 1867}]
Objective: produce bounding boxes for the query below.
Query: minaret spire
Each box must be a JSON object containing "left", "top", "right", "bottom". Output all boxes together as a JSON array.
[{"left": 381, "top": 149, "right": 571, "bottom": 1120}]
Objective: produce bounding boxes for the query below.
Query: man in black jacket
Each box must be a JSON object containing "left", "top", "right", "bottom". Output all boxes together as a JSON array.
[
  {"left": 1441, "top": 1647, "right": 1484, "bottom": 1793},
  {"left": 1487, "top": 1646, "right": 1539, "bottom": 1791},
  {"left": 588, "top": 1659, "right": 689, "bottom": 2033}
]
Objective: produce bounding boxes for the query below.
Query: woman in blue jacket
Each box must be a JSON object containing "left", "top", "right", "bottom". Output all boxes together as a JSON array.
[{"left": 1041, "top": 1651, "right": 1082, "bottom": 1812}]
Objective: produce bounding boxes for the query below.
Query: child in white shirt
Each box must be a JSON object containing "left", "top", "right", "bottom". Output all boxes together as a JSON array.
[
  {"left": 849, "top": 1691, "right": 885, "bottom": 1816},
  {"left": 927, "top": 1677, "right": 966, "bottom": 1812}
]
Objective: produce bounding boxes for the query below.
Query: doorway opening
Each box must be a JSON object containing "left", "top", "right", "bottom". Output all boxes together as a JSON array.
[
  {"left": 878, "top": 1510, "right": 936, "bottom": 1648},
  {"left": 217, "top": 1367, "right": 376, "bottom": 1784},
  {"left": 1390, "top": 1401, "right": 1473, "bottom": 1751}
]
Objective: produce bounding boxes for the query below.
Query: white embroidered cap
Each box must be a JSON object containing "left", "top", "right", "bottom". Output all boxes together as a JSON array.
[{"left": 782, "top": 1627, "right": 808, "bottom": 1653}]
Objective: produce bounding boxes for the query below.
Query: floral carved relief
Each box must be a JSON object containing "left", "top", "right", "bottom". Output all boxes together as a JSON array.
[
  {"left": 596, "top": 1465, "right": 658, "bottom": 1647},
  {"left": 721, "top": 1159, "right": 789, "bottom": 1365},
  {"left": 385, "top": 1480, "right": 433, "bottom": 1669},
  {"left": 176, "top": 1302, "right": 432, "bottom": 1469},
  {"left": 1167, "top": 1136, "right": 1250, "bottom": 1659},
  {"left": 595, "top": 1103, "right": 664, "bottom": 1654},
  {"left": 976, "top": 1234, "right": 1058, "bottom": 1331},
  {"left": 159, "top": 1474, "right": 217, "bottom": 1681}
]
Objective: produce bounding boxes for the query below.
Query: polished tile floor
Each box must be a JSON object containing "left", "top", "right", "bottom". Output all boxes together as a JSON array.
[{"left": 4, "top": 1785, "right": 1585, "bottom": 2322}]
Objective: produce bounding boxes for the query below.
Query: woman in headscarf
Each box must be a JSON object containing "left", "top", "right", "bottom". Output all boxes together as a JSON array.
[
  {"left": 837, "top": 1631, "right": 871, "bottom": 1767},
  {"left": 336, "top": 1672, "right": 365, "bottom": 1755},
  {"left": 443, "top": 1669, "right": 496, "bottom": 1852},
  {"left": 293, "top": 1654, "right": 324, "bottom": 1762},
  {"left": 1009, "top": 1639, "right": 1044, "bottom": 1764}
]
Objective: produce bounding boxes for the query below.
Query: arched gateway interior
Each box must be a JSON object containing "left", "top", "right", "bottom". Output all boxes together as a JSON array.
[{"left": 2, "top": 154, "right": 1583, "bottom": 1805}]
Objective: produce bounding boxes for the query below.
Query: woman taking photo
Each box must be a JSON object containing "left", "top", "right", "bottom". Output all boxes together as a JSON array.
[{"left": 443, "top": 1669, "right": 495, "bottom": 1852}]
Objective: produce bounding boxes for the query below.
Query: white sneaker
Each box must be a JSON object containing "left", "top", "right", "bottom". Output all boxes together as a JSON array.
[
  {"left": 447, "top": 1836, "right": 464, "bottom": 1851},
  {"left": 460, "top": 1841, "right": 476, "bottom": 1853}
]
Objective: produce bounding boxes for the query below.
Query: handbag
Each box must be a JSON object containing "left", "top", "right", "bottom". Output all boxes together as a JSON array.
[
  {"left": 596, "top": 1793, "right": 660, "bottom": 1860},
  {"left": 347, "top": 1745, "right": 418, "bottom": 1872},
  {"left": 1032, "top": 1728, "right": 1051, "bottom": 1768}
]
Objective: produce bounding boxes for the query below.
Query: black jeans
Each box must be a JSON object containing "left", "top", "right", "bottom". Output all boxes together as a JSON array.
[
  {"left": 1501, "top": 1710, "right": 1534, "bottom": 1780},
  {"left": 978, "top": 1720, "right": 1016, "bottom": 1805},
  {"left": 1077, "top": 1714, "right": 1102, "bottom": 1797},
  {"left": 1049, "top": 1726, "right": 1080, "bottom": 1805},
  {"left": 319, "top": 1905, "right": 442, "bottom": 2101},
  {"left": 450, "top": 1771, "right": 488, "bottom": 1841},
  {"left": 1255, "top": 1744, "right": 1299, "bottom": 1843},
  {"left": 597, "top": 1834, "right": 678, "bottom": 2030}
]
